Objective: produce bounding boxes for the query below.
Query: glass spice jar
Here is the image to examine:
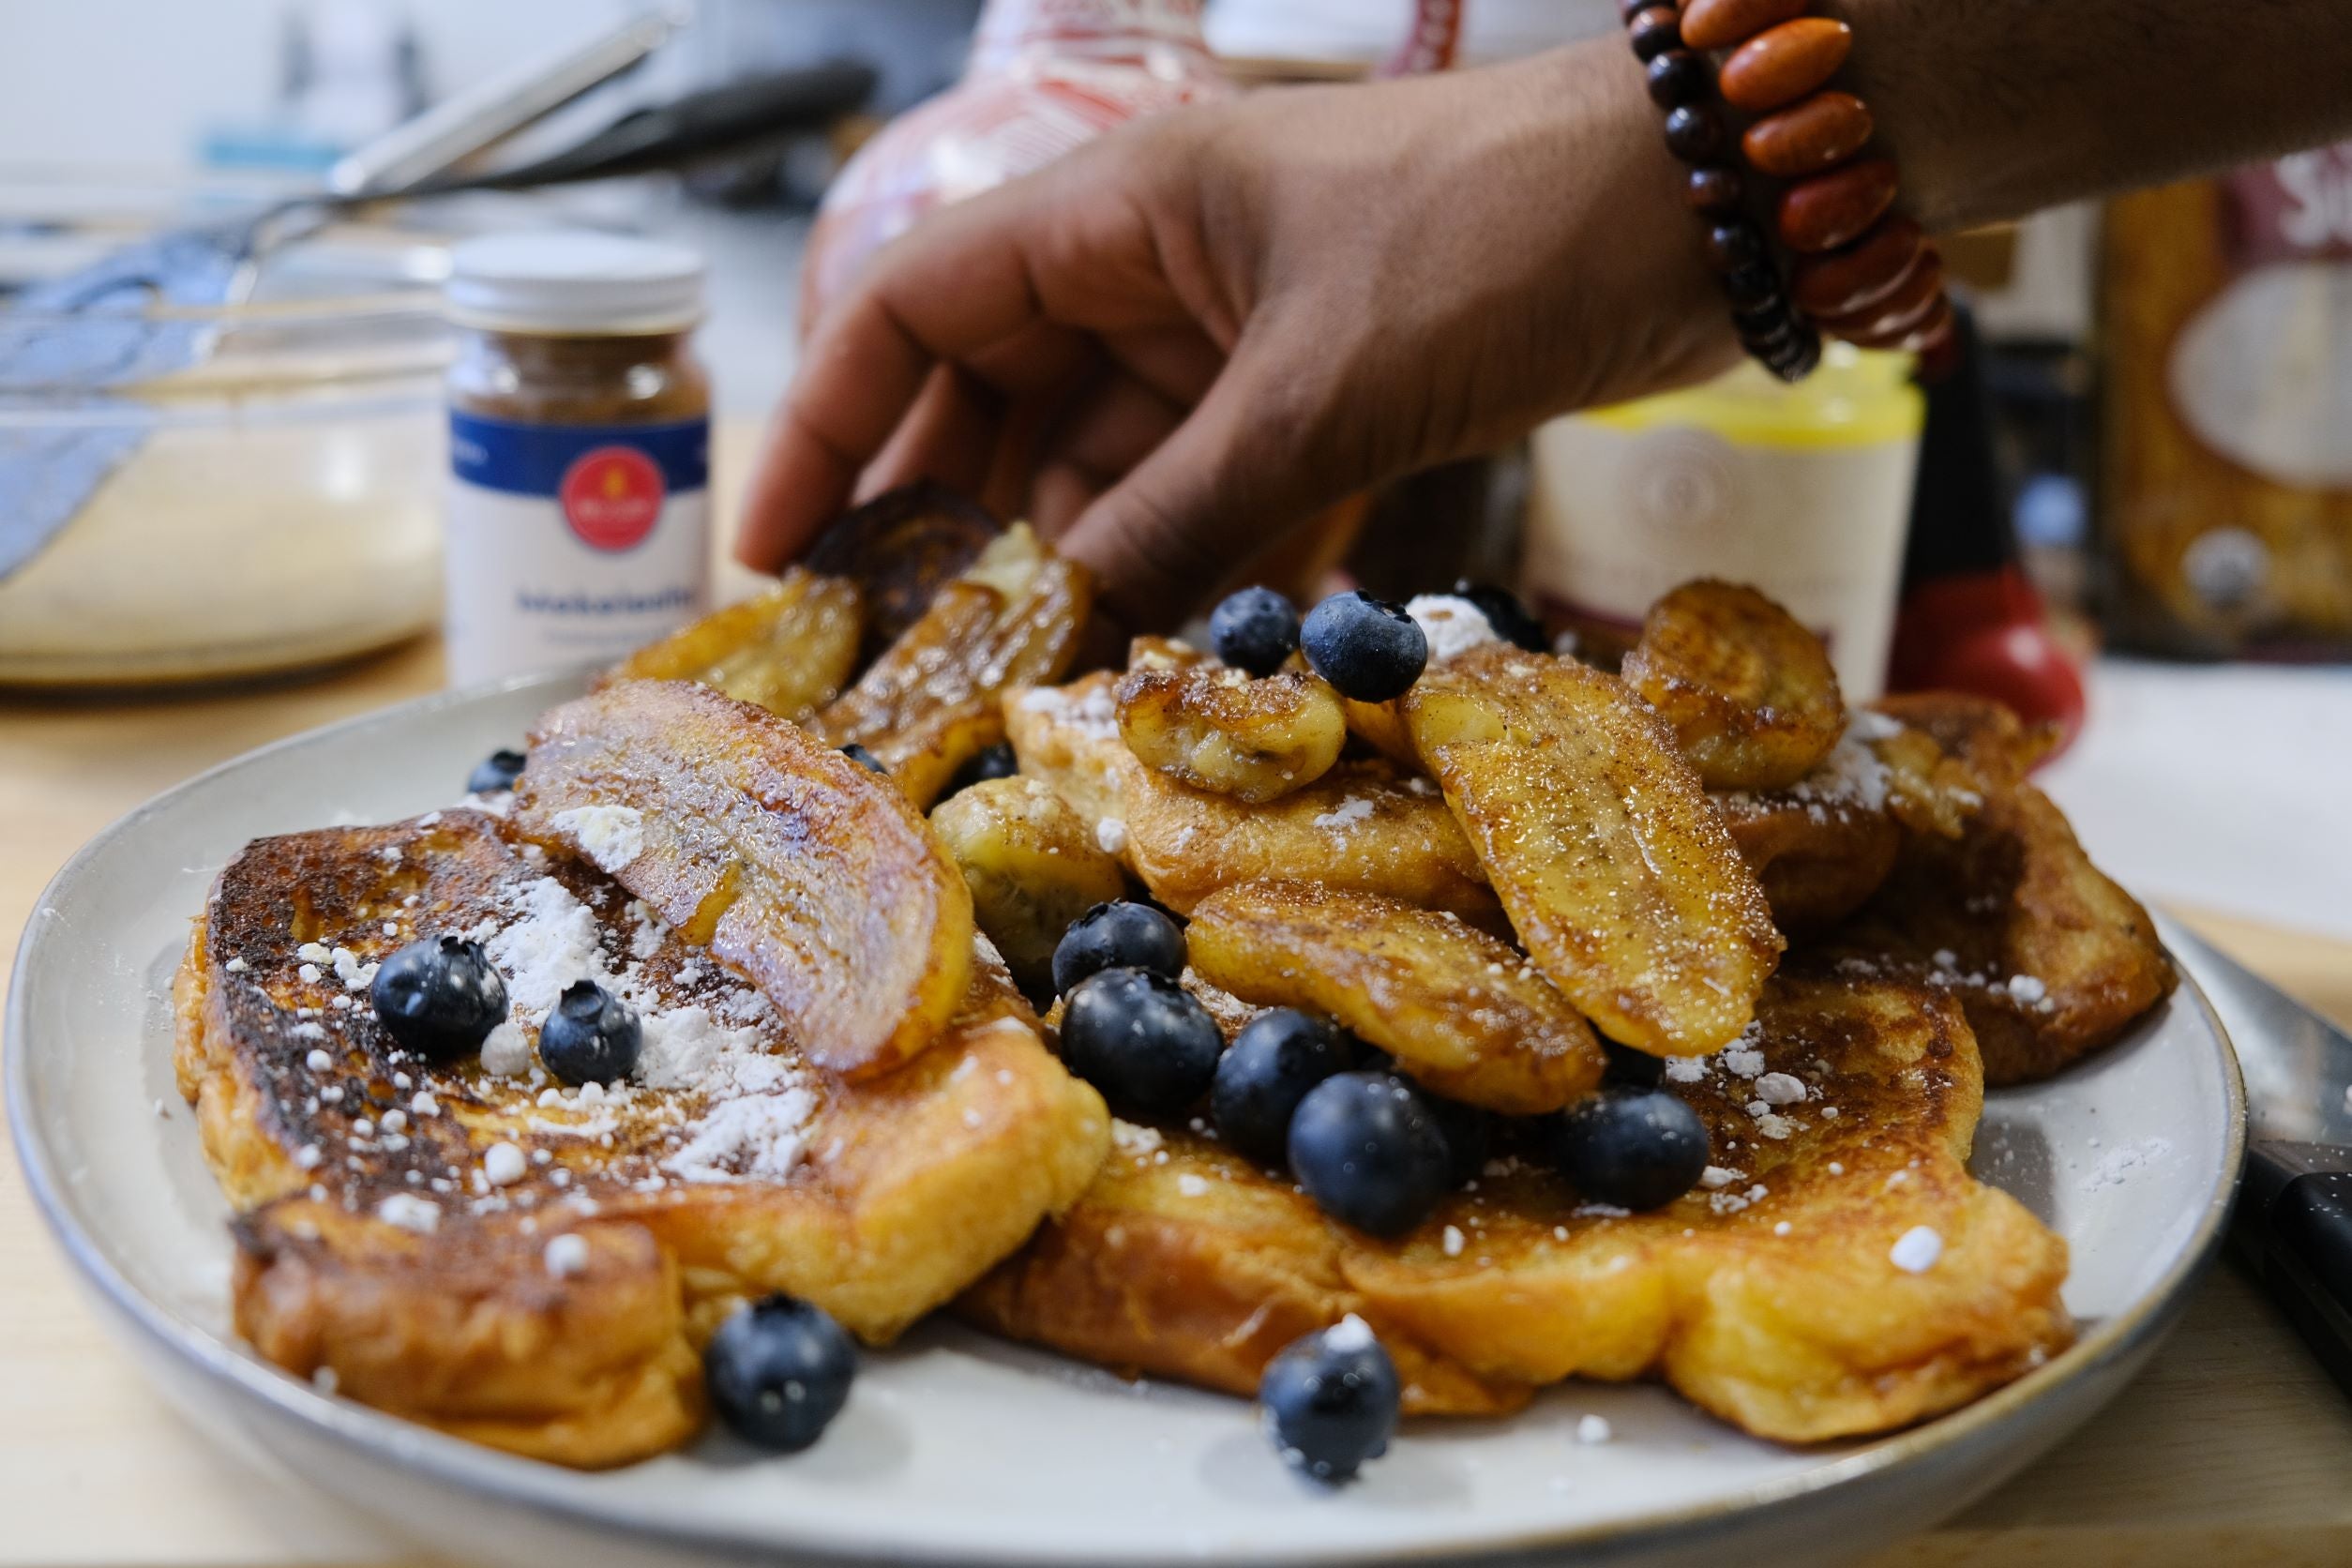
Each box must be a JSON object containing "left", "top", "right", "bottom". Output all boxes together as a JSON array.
[{"left": 442, "top": 231, "right": 711, "bottom": 686}]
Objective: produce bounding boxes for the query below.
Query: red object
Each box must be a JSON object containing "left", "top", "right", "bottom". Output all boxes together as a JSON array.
[
  {"left": 1887, "top": 565, "right": 2087, "bottom": 761},
  {"left": 559, "top": 447, "right": 665, "bottom": 551}
]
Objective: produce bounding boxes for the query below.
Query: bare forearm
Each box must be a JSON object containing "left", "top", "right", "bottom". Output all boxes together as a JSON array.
[{"left": 1831, "top": 0, "right": 2352, "bottom": 232}]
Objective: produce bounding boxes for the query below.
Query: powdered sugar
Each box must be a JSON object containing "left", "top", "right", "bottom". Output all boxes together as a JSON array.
[
  {"left": 548, "top": 805, "right": 644, "bottom": 874},
  {"left": 1311, "top": 797, "right": 1377, "bottom": 833},
  {"left": 1404, "top": 594, "right": 1501, "bottom": 662}
]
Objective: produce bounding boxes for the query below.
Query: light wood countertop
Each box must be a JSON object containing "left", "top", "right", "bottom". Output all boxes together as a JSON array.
[{"left": 5, "top": 634, "right": 2349, "bottom": 1568}]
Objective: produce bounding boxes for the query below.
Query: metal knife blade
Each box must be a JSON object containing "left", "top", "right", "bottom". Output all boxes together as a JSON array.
[
  {"left": 2157, "top": 912, "right": 2352, "bottom": 1396},
  {"left": 2158, "top": 912, "right": 2352, "bottom": 1145}
]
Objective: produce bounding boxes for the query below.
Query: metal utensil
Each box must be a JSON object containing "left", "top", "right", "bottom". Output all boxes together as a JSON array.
[{"left": 2158, "top": 912, "right": 2352, "bottom": 1395}]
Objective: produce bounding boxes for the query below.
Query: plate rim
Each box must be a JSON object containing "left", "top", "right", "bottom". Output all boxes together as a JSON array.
[{"left": 5, "top": 675, "right": 2251, "bottom": 1567}]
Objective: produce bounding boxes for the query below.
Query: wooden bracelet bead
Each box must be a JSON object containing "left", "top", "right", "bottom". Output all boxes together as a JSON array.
[
  {"left": 1685, "top": 165, "right": 1748, "bottom": 215},
  {"left": 1719, "top": 18, "right": 1852, "bottom": 113},
  {"left": 1765, "top": 328, "right": 1823, "bottom": 382},
  {"left": 1628, "top": 7, "right": 1684, "bottom": 62},
  {"left": 1646, "top": 49, "right": 1713, "bottom": 108},
  {"left": 1703, "top": 219, "right": 1768, "bottom": 273},
  {"left": 1720, "top": 262, "right": 1783, "bottom": 309},
  {"left": 1778, "top": 157, "right": 1898, "bottom": 252},
  {"left": 1816, "top": 248, "right": 1944, "bottom": 339},
  {"left": 1663, "top": 104, "right": 1728, "bottom": 162},
  {"left": 1679, "top": 0, "right": 1808, "bottom": 53},
  {"left": 1742, "top": 91, "right": 1874, "bottom": 179},
  {"left": 1789, "top": 218, "right": 1924, "bottom": 316}
]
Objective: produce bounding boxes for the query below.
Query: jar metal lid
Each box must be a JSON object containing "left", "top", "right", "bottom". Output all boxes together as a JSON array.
[{"left": 445, "top": 231, "right": 705, "bottom": 335}]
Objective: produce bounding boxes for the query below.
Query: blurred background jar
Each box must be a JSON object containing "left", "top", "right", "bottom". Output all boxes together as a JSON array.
[{"left": 1520, "top": 345, "right": 1924, "bottom": 698}]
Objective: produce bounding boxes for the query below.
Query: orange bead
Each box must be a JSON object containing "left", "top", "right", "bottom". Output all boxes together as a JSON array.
[
  {"left": 1778, "top": 158, "right": 1899, "bottom": 253},
  {"left": 1818, "top": 249, "right": 1945, "bottom": 338},
  {"left": 1791, "top": 218, "right": 1924, "bottom": 315},
  {"left": 1720, "top": 18, "right": 1852, "bottom": 113},
  {"left": 1679, "top": 0, "right": 1806, "bottom": 52},
  {"left": 1742, "top": 91, "right": 1874, "bottom": 178}
]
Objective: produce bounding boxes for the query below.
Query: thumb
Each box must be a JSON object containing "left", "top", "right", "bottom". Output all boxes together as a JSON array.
[{"left": 1055, "top": 350, "right": 1338, "bottom": 631}]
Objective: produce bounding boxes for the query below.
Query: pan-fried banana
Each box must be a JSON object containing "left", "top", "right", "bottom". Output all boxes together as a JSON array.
[
  {"left": 1187, "top": 882, "right": 1605, "bottom": 1115},
  {"left": 816, "top": 524, "right": 1091, "bottom": 807},
  {"left": 930, "top": 776, "right": 1126, "bottom": 997},
  {"left": 1405, "top": 645, "right": 1782, "bottom": 1056},
  {"left": 1114, "top": 655, "right": 1346, "bottom": 805},
  {"left": 1621, "top": 580, "right": 1846, "bottom": 792},
  {"left": 801, "top": 480, "right": 1003, "bottom": 662},
  {"left": 596, "top": 567, "right": 863, "bottom": 723},
  {"left": 516, "top": 680, "right": 974, "bottom": 1079}
]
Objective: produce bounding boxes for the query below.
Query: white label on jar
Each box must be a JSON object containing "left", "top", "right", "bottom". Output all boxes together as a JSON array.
[{"left": 444, "top": 411, "right": 709, "bottom": 686}]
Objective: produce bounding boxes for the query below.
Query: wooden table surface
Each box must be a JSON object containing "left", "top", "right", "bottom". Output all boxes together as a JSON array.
[{"left": 7, "top": 637, "right": 2352, "bottom": 1568}]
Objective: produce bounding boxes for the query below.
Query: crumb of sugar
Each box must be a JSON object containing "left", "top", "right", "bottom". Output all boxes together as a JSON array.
[
  {"left": 550, "top": 805, "right": 645, "bottom": 874},
  {"left": 1576, "top": 1414, "right": 1612, "bottom": 1444},
  {"left": 1323, "top": 1314, "right": 1377, "bottom": 1352},
  {"left": 1890, "top": 1225, "right": 1944, "bottom": 1273},
  {"left": 543, "top": 1233, "right": 590, "bottom": 1278},
  {"left": 1404, "top": 594, "right": 1501, "bottom": 662}
]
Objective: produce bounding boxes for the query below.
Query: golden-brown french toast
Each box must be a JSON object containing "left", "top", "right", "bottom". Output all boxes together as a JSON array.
[
  {"left": 175, "top": 810, "right": 1108, "bottom": 1468},
  {"left": 1405, "top": 645, "right": 1783, "bottom": 1055},
  {"left": 1827, "top": 695, "right": 2176, "bottom": 1085},
  {"left": 964, "top": 972, "right": 2072, "bottom": 1444},
  {"left": 1006, "top": 671, "right": 1500, "bottom": 922}
]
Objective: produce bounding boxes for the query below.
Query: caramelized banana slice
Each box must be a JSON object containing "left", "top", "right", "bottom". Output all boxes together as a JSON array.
[
  {"left": 598, "top": 567, "right": 863, "bottom": 723},
  {"left": 1114, "top": 655, "right": 1346, "bottom": 805},
  {"left": 517, "top": 681, "right": 973, "bottom": 1079},
  {"left": 930, "top": 777, "right": 1126, "bottom": 997},
  {"left": 1187, "top": 882, "right": 1605, "bottom": 1115},
  {"left": 815, "top": 524, "right": 1092, "bottom": 808},
  {"left": 802, "top": 480, "right": 1003, "bottom": 661},
  {"left": 1621, "top": 580, "right": 1846, "bottom": 792},
  {"left": 1405, "top": 645, "right": 1782, "bottom": 1056}
]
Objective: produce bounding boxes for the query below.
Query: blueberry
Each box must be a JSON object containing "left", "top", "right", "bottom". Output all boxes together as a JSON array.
[
  {"left": 1052, "top": 900, "right": 1185, "bottom": 995},
  {"left": 1451, "top": 580, "right": 1548, "bottom": 653},
  {"left": 1059, "top": 967, "right": 1223, "bottom": 1118},
  {"left": 1301, "top": 592, "right": 1427, "bottom": 703},
  {"left": 1259, "top": 1319, "right": 1400, "bottom": 1483},
  {"left": 1551, "top": 1086, "right": 1710, "bottom": 1211},
  {"left": 1422, "top": 1092, "right": 1494, "bottom": 1186},
  {"left": 369, "top": 935, "right": 506, "bottom": 1063},
  {"left": 1288, "top": 1071, "right": 1452, "bottom": 1236},
  {"left": 840, "top": 743, "right": 888, "bottom": 776},
  {"left": 704, "top": 1294, "right": 856, "bottom": 1452},
  {"left": 941, "top": 741, "right": 1019, "bottom": 800},
  {"left": 466, "top": 748, "right": 525, "bottom": 795},
  {"left": 1601, "top": 1040, "right": 1666, "bottom": 1089},
  {"left": 1209, "top": 586, "right": 1302, "bottom": 677},
  {"left": 537, "top": 979, "right": 642, "bottom": 1085},
  {"left": 1212, "top": 1009, "right": 1354, "bottom": 1166}
]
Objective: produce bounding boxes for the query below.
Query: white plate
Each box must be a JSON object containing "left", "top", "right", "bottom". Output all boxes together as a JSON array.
[{"left": 8, "top": 674, "right": 2246, "bottom": 1568}]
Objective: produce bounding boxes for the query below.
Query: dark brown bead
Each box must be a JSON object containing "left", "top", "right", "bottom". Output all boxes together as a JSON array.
[
  {"left": 1720, "top": 18, "right": 1853, "bottom": 113},
  {"left": 1721, "top": 263, "right": 1781, "bottom": 309},
  {"left": 1664, "top": 104, "right": 1727, "bottom": 163},
  {"left": 1628, "top": 7, "right": 1683, "bottom": 60},
  {"left": 1646, "top": 50, "right": 1711, "bottom": 108},
  {"left": 1817, "top": 249, "right": 1945, "bottom": 339},
  {"left": 1618, "top": 0, "right": 1654, "bottom": 21},
  {"left": 1731, "top": 299, "right": 1789, "bottom": 336},
  {"left": 1681, "top": 0, "right": 1808, "bottom": 52},
  {"left": 1764, "top": 329, "right": 1823, "bottom": 382},
  {"left": 1685, "top": 166, "right": 1747, "bottom": 216},
  {"left": 1743, "top": 91, "right": 1875, "bottom": 179},
  {"left": 1790, "top": 218, "right": 1925, "bottom": 316},
  {"left": 1778, "top": 158, "right": 1899, "bottom": 252},
  {"left": 1704, "top": 219, "right": 1767, "bottom": 274}
]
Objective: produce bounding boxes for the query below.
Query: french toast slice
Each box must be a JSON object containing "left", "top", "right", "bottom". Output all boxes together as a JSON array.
[
  {"left": 1006, "top": 671, "right": 1499, "bottom": 921},
  {"left": 963, "top": 972, "right": 2073, "bottom": 1444},
  {"left": 175, "top": 810, "right": 1108, "bottom": 1468},
  {"left": 1825, "top": 694, "right": 2176, "bottom": 1085}
]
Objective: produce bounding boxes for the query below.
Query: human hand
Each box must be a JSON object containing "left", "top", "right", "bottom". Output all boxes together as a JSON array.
[{"left": 738, "top": 39, "right": 1738, "bottom": 630}]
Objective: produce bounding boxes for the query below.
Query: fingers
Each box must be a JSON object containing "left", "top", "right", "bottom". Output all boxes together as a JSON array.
[{"left": 1056, "top": 350, "right": 1332, "bottom": 630}]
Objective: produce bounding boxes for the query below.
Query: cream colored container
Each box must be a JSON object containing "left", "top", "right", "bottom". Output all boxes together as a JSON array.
[{"left": 1524, "top": 344, "right": 1924, "bottom": 699}]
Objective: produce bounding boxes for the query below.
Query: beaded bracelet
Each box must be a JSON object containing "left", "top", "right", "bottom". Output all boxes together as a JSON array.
[{"left": 1618, "top": 0, "right": 1955, "bottom": 380}]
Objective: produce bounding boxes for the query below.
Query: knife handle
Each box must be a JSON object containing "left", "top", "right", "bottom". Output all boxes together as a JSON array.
[{"left": 2238, "top": 1140, "right": 2352, "bottom": 1397}]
